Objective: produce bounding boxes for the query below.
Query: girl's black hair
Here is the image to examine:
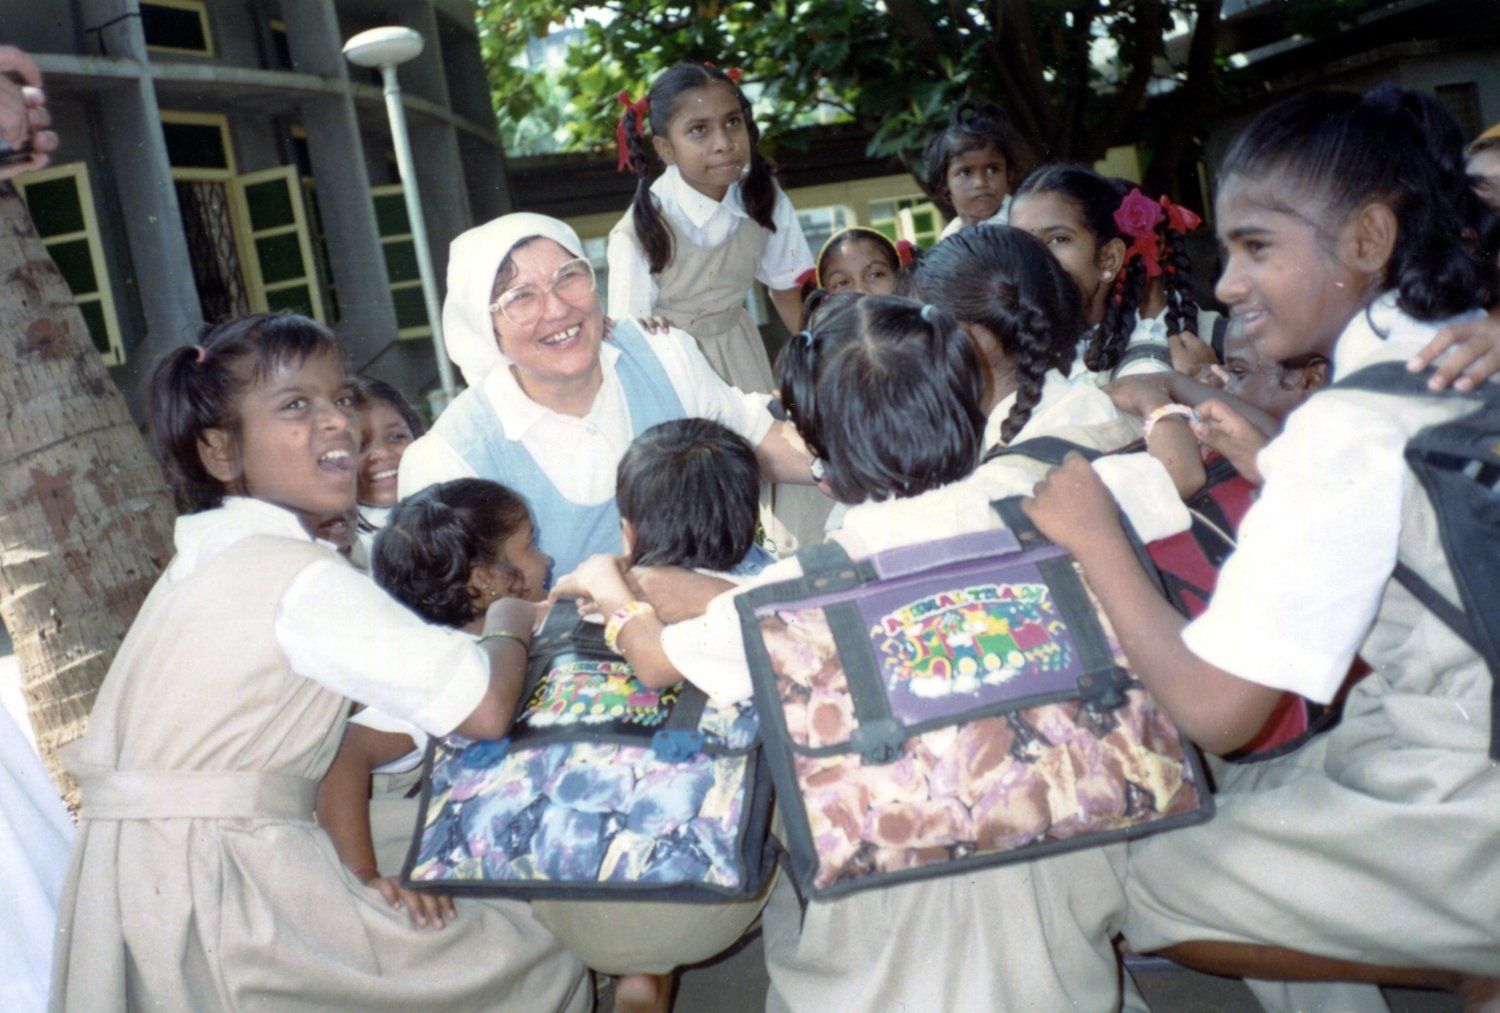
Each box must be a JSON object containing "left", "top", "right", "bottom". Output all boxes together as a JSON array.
[
  {"left": 912, "top": 225, "right": 1083, "bottom": 445},
  {"left": 349, "top": 375, "right": 426, "bottom": 439},
  {"left": 620, "top": 63, "right": 778, "bottom": 275},
  {"left": 778, "top": 293, "right": 985, "bottom": 504},
  {"left": 1013, "top": 165, "right": 1201, "bottom": 375},
  {"left": 147, "top": 312, "right": 345, "bottom": 514},
  {"left": 616, "top": 418, "right": 760, "bottom": 570},
  {"left": 371, "top": 478, "right": 532, "bottom": 628},
  {"left": 1221, "top": 85, "right": 1500, "bottom": 320},
  {"left": 924, "top": 100, "right": 1024, "bottom": 214}
]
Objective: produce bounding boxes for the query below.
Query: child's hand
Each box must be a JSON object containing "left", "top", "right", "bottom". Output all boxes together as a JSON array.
[
  {"left": 1189, "top": 362, "right": 1228, "bottom": 389},
  {"left": 626, "top": 566, "right": 734, "bottom": 624},
  {"left": 551, "top": 554, "right": 633, "bottom": 614},
  {"left": 1020, "top": 454, "right": 1124, "bottom": 557},
  {"left": 1409, "top": 313, "right": 1500, "bottom": 391},
  {"left": 1168, "top": 330, "right": 1219, "bottom": 373},
  {"left": 1103, "top": 375, "right": 1174, "bottom": 418},
  {"left": 366, "top": 874, "right": 457, "bottom": 930},
  {"left": 1192, "top": 399, "right": 1269, "bottom": 486}
]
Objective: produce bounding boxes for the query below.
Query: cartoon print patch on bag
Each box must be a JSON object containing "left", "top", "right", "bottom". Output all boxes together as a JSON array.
[
  {"left": 868, "top": 579, "right": 1080, "bottom": 724},
  {"left": 515, "top": 659, "right": 682, "bottom": 734}
]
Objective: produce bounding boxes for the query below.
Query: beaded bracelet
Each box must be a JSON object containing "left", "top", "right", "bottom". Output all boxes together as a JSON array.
[
  {"left": 1143, "top": 402, "right": 1199, "bottom": 439},
  {"left": 478, "top": 629, "right": 529, "bottom": 648},
  {"left": 604, "top": 601, "right": 656, "bottom": 655}
]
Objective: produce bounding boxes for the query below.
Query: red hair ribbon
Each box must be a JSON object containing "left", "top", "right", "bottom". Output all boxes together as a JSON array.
[
  {"left": 703, "top": 61, "right": 743, "bottom": 83},
  {"left": 895, "top": 239, "right": 915, "bottom": 267},
  {"left": 616, "top": 90, "right": 651, "bottom": 173},
  {"left": 1113, "top": 187, "right": 1165, "bottom": 278},
  {"left": 794, "top": 267, "right": 816, "bottom": 289},
  {"left": 1159, "top": 194, "right": 1202, "bottom": 234}
]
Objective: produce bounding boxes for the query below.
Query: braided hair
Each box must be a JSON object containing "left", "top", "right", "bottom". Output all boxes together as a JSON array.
[
  {"left": 1222, "top": 85, "right": 1499, "bottom": 321},
  {"left": 913, "top": 225, "right": 1084, "bottom": 445},
  {"left": 371, "top": 479, "right": 533, "bottom": 628},
  {"left": 619, "top": 64, "right": 778, "bottom": 275},
  {"left": 777, "top": 294, "right": 985, "bottom": 504}
]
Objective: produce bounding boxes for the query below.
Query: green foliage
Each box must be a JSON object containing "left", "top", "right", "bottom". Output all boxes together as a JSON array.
[{"left": 474, "top": 0, "right": 1384, "bottom": 190}]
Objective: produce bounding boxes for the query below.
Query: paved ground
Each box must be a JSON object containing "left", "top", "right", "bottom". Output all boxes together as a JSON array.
[{"left": 666, "top": 928, "right": 1461, "bottom": 1013}]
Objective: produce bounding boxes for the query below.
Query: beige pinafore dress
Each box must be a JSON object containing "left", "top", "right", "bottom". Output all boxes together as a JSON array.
[
  {"left": 614, "top": 215, "right": 832, "bottom": 552},
  {"left": 50, "top": 534, "right": 589, "bottom": 1012}
]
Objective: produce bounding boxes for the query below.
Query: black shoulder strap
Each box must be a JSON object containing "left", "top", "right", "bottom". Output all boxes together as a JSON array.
[
  {"left": 1211, "top": 314, "right": 1229, "bottom": 364},
  {"left": 983, "top": 435, "right": 1102, "bottom": 468}
]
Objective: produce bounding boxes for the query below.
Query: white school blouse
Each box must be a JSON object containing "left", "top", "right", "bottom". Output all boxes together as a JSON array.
[
  {"left": 663, "top": 451, "right": 1189, "bottom": 709},
  {"left": 172, "top": 497, "right": 490, "bottom": 737},
  {"left": 398, "top": 327, "right": 773, "bottom": 505},
  {"left": 606, "top": 165, "right": 814, "bottom": 320},
  {"left": 1182, "top": 294, "right": 1483, "bottom": 703}
]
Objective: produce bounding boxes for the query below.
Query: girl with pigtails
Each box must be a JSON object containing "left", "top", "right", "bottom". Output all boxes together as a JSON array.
[
  {"left": 1009, "top": 165, "right": 1217, "bottom": 386},
  {"left": 607, "top": 63, "right": 828, "bottom": 553}
]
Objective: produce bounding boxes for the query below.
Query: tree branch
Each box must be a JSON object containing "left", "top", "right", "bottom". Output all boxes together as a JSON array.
[{"left": 1089, "top": 0, "right": 1165, "bottom": 160}]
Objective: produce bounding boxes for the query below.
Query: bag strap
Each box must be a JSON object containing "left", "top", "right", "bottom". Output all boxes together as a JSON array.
[
  {"left": 1334, "top": 360, "right": 1500, "bottom": 758},
  {"left": 1210, "top": 314, "right": 1229, "bottom": 364},
  {"left": 982, "top": 435, "right": 1102, "bottom": 468},
  {"left": 1113, "top": 341, "right": 1174, "bottom": 378}
]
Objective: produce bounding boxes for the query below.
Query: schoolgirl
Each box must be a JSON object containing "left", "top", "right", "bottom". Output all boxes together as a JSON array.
[
  {"left": 316, "top": 478, "right": 548, "bottom": 930},
  {"left": 607, "top": 62, "right": 826, "bottom": 551},
  {"left": 590, "top": 293, "right": 1186, "bottom": 1012},
  {"left": 49, "top": 313, "right": 587, "bottom": 1012},
  {"left": 608, "top": 62, "right": 812, "bottom": 394},
  {"left": 1025, "top": 85, "right": 1500, "bottom": 1003},
  {"left": 926, "top": 100, "right": 1025, "bottom": 239},
  {"left": 1010, "top": 165, "right": 1208, "bottom": 384},
  {"left": 813, "top": 226, "right": 914, "bottom": 297},
  {"left": 540, "top": 418, "right": 775, "bottom": 1013},
  {"left": 349, "top": 376, "right": 423, "bottom": 527}
]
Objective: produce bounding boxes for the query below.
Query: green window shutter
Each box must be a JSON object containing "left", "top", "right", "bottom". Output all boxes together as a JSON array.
[
  {"left": 371, "top": 184, "right": 430, "bottom": 338},
  {"left": 16, "top": 164, "right": 125, "bottom": 364},
  {"left": 231, "top": 165, "right": 325, "bottom": 321}
]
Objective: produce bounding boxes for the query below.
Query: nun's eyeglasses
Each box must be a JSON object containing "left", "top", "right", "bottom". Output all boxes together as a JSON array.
[{"left": 488, "top": 258, "right": 596, "bottom": 327}]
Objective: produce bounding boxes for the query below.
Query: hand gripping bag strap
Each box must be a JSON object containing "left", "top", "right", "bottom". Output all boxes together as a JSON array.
[{"left": 1333, "top": 361, "right": 1500, "bottom": 758}]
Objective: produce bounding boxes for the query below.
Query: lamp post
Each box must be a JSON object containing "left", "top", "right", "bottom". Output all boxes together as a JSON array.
[{"left": 342, "top": 26, "right": 458, "bottom": 412}]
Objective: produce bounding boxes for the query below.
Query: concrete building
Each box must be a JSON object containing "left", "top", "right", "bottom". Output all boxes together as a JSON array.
[{"left": 2, "top": 0, "right": 508, "bottom": 416}]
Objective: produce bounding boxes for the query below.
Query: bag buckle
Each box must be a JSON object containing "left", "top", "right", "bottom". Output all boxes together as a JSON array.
[
  {"left": 1077, "top": 668, "right": 1131, "bottom": 710},
  {"left": 850, "top": 718, "right": 906, "bottom": 765},
  {"left": 651, "top": 729, "right": 704, "bottom": 761}
]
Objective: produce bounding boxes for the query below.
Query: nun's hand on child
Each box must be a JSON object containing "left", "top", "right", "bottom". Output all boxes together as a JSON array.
[
  {"left": 1021, "top": 453, "right": 1123, "bottom": 558},
  {"left": 364, "top": 872, "right": 457, "bottom": 931},
  {"left": 1191, "top": 399, "right": 1268, "bottom": 486},
  {"left": 1409, "top": 312, "right": 1500, "bottom": 391},
  {"left": 1168, "top": 330, "right": 1218, "bottom": 374},
  {"left": 626, "top": 567, "right": 734, "bottom": 624}
]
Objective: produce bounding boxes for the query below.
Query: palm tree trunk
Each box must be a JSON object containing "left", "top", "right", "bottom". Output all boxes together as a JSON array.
[{"left": 0, "top": 183, "right": 175, "bottom": 811}]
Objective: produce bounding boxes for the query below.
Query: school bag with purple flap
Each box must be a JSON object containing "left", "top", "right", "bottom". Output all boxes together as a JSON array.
[
  {"left": 400, "top": 597, "right": 774, "bottom": 901},
  {"left": 735, "top": 499, "right": 1212, "bottom": 900}
]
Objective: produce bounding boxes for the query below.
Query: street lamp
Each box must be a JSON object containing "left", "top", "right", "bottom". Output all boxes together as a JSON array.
[{"left": 342, "top": 26, "right": 459, "bottom": 411}]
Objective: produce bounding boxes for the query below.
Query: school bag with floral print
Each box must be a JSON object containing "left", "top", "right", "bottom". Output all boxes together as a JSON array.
[
  {"left": 735, "top": 502, "right": 1212, "bottom": 900},
  {"left": 400, "top": 597, "right": 774, "bottom": 900}
]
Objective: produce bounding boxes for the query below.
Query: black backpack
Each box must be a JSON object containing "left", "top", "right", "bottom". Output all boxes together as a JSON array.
[{"left": 1334, "top": 361, "right": 1500, "bottom": 759}]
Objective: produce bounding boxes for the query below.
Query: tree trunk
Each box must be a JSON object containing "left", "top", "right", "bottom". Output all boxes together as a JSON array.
[{"left": 0, "top": 183, "right": 175, "bottom": 811}]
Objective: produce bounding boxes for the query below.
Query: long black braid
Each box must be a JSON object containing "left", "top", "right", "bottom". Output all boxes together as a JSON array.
[{"left": 912, "top": 225, "right": 1083, "bottom": 445}]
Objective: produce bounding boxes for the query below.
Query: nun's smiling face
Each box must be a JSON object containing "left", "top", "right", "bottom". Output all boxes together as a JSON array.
[{"left": 489, "top": 238, "right": 606, "bottom": 409}]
